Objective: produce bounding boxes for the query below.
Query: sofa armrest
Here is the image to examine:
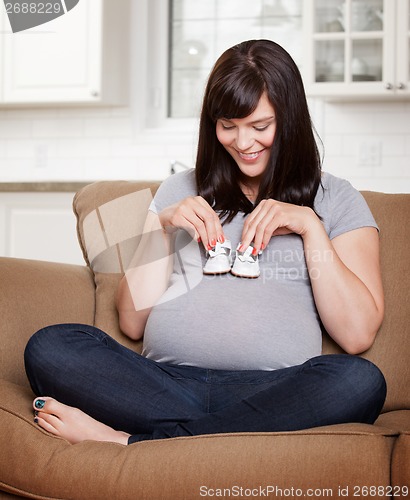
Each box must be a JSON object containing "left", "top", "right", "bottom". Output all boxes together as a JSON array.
[{"left": 0, "top": 257, "right": 95, "bottom": 388}]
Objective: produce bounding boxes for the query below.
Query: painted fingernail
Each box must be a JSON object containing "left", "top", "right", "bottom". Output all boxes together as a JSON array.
[
  {"left": 210, "top": 238, "right": 217, "bottom": 247},
  {"left": 34, "top": 417, "right": 39, "bottom": 424},
  {"left": 252, "top": 247, "right": 258, "bottom": 256},
  {"left": 218, "top": 234, "right": 225, "bottom": 243},
  {"left": 260, "top": 243, "right": 265, "bottom": 250},
  {"left": 197, "top": 236, "right": 201, "bottom": 243},
  {"left": 35, "top": 399, "right": 45, "bottom": 410}
]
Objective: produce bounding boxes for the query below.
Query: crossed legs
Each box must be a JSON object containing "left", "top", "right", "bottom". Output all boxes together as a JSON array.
[{"left": 24, "top": 324, "right": 387, "bottom": 445}]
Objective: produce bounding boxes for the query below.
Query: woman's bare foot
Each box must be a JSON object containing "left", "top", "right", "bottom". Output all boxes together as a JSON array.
[{"left": 33, "top": 397, "right": 130, "bottom": 445}]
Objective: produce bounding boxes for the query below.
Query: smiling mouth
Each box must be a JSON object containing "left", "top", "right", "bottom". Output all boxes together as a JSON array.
[{"left": 237, "top": 149, "right": 265, "bottom": 161}]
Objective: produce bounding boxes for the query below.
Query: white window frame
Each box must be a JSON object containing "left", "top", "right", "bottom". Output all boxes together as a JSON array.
[
  {"left": 129, "top": 0, "right": 323, "bottom": 175},
  {"left": 132, "top": 0, "right": 198, "bottom": 135}
]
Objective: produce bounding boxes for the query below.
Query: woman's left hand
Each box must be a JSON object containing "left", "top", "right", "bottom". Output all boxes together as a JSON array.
[{"left": 239, "top": 199, "right": 319, "bottom": 252}]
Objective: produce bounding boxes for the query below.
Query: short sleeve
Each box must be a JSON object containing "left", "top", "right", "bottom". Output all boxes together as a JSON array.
[
  {"left": 149, "top": 169, "right": 197, "bottom": 214},
  {"left": 315, "top": 173, "right": 379, "bottom": 240}
]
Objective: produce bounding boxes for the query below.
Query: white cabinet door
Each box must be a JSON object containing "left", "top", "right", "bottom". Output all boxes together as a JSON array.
[
  {"left": 2, "top": 0, "right": 102, "bottom": 103},
  {"left": 396, "top": 0, "right": 410, "bottom": 95},
  {"left": 0, "top": 193, "right": 85, "bottom": 265},
  {"left": 0, "top": 0, "right": 129, "bottom": 105},
  {"left": 304, "top": 0, "right": 410, "bottom": 99},
  {"left": 0, "top": 7, "right": 3, "bottom": 100}
]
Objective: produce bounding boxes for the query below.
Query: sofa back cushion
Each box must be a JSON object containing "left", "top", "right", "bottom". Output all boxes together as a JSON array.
[
  {"left": 360, "top": 191, "right": 410, "bottom": 411},
  {"left": 73, "top": 181, "right": 160, "bottom": 353},
  {"left": 73, "top": 182, "right": 409, "bottom": 412}
]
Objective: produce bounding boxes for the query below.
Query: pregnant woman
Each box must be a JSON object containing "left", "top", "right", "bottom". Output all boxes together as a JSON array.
[{"left": 25, "top": 39, "right": 386, "bottom": 445}]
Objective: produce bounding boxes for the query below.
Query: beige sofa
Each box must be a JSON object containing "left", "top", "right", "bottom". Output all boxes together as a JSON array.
[{"left": 0, "top": 180, "right": 409, "bottom": 499}]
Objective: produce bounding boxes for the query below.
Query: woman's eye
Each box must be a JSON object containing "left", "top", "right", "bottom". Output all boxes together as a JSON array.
[
  {"left": 221, "top": 124, "right": 235, "bottom": 130},
  {"left": 254, "top": 125, "right": 269, "bottom": 131}
]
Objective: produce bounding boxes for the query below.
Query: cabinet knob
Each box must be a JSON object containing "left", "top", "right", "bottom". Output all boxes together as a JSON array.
[
  {"left": 385, "top": 83, "right": 394, "bottom": 90},
  {"left": 397, "top": 83, "right": 406, "bottom": 90},
  {"left": 91, "top": 90, "right": 99, "bottom": 97}
]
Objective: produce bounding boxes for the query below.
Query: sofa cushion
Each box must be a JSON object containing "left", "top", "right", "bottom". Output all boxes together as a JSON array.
[
  {"left": 0, "top": 379, "right": 398, "bottom": 500},
  {"left": 73, "top": 181, "right": 160, "bottom": 352},
  {"left": 391, "top": 432, "right": 410, "bottom": 491},
  {"left": 0, "top": 257, "right": 95, "bottom": 388},
  {"left": 316, "top": 191, "right": 410, "bottom": 412},
  {"left": 359, "top": 192, "right": 410, "bottom": 412},
  {"left": 376, "top": 410, "right": 410, "bottom": 433},
  {"left": 73, "top": 183, "right": 410, "bottom": 412},
  {"left": 376, "top": 410, "right": 410, "bottom": 489}
]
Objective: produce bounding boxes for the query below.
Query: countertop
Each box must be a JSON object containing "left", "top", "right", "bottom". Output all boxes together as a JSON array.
[{"left": 0, "top": 182, "right": 92, "bottom": 192}]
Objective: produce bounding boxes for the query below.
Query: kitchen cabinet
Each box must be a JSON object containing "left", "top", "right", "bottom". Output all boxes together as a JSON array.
[
  {"left": 0, "top": 0, "right": 129, "bottom": 105},
  {"left": 0, "top": 190, "right": 85, "bottom": 265},
  {"left": 303, "top": 0, "right": 410, "bottom": 98}
]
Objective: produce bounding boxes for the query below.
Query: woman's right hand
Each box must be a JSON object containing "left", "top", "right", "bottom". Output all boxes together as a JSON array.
[{"left": 158, "top": 196, "right": 225, "bottom": 250}]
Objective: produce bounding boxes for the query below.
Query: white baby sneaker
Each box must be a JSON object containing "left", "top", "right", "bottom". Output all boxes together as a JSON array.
[
  {"left": 203, "top": 239, "right": 232, "bottom": 275},
  {"left": 231, "top": 244, "right": 260, "bottom": 278}
]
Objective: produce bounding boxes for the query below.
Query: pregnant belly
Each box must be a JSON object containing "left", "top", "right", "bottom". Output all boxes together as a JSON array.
[{"left": 142, "top": 278, "right": 322, "bottom": 370}]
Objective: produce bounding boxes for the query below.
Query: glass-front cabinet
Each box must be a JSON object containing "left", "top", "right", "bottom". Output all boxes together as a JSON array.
[{"left": 304, "top": 0, "right": 410, "bottom": 98}]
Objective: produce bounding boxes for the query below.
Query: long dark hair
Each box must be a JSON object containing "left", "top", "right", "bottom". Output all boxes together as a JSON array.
[{"left": 195, "top": 39, "right": 322, "bottom": 223}]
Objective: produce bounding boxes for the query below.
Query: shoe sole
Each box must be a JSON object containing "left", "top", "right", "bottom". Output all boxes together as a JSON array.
[
  {"left": 203, "top": 269, "right": 231, "bottom": 275},
  {"left": 230, "top": 270, "right": 260, "bottom": 279}
]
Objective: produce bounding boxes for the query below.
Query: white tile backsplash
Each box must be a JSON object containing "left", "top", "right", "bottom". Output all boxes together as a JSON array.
[
  {"left": 0, "top": 97, "right": 409, "bottom": 191},
  {"left": 32, "top": 118, "right": 84, "bottom": 138},
  {"left": 0, "top": 118, "right": 32, "bottom": 138},
  {"left": 84, "top": 117, "right": 134, "bottom": 138},
  {"left": 56, "top": 138, "right": 113, "bottom": 159},
  {"left": 319, "top": 100, "right": 410, "bottom": 192},
  {"left": 373, "top": 111, "right": 410, "bottom": 135}
]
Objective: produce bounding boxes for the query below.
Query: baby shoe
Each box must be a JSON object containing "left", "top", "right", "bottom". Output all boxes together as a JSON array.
[
  {"left": 230, "top": 244, "right": 260, "bottom": 278},
  {"left": 203, "top": 239, "right": 232, "bottom": 275}
]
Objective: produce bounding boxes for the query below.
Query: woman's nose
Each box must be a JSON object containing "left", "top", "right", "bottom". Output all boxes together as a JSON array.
[{"left": 235, "top": 128, "right": 255, "bottom": 151}]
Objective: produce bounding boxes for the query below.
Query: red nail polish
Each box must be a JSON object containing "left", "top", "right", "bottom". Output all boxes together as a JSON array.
[
  {"left": 197, "top": 237, "right": 202, "bottom": 243},
  {"left": 210, "top": 238, "right": 217, "bottom": 247},
  {"left": 218, "top": 235, "right": 225, "bottom": 243},
  {"left": 252, "top": 247, "right": 258, "bottom": 256}
]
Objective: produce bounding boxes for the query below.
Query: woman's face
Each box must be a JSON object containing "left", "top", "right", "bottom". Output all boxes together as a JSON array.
[{"left": 216, "top": 92, "right": 276, "bottom": 189}]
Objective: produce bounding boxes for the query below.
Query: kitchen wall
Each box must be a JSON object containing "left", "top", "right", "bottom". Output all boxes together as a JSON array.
[
  {"left": 0, "top": 1, "right": 409, "bottom": 193},
  {"left": 0, "top": 105, "right": 180, "bottom": 182},
  {"left": 316, "top": 99, "right": 410, "bottom": 193},
  {"left": 1, "top": 97, "right": 409, "bottom": 192}
]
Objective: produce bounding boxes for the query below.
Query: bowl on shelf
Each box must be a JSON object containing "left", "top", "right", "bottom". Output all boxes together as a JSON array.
[{"left": 338, "top": 1, "right": 372, "bottom": 31}]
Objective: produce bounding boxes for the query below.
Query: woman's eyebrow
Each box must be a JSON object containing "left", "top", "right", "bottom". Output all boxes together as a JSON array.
[
  {"left": 220, "top": 115, "right": 276, "bottom": 124},
  {"left": 250, "top": 115, "right": 276, "bottom": 124}
]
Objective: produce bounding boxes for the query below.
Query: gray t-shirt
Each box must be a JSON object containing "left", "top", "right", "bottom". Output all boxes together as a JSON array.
[{"left": 142, "top": 169, "right": 378, "bottom": 370}]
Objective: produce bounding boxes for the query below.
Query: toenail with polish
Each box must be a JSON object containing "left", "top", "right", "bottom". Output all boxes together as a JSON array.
[{"left": 35, "top": 399, "right": 45, "bottom": 409}]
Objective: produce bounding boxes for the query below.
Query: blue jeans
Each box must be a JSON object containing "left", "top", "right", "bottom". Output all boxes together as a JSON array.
[{"left": 24, "top": 324, "right": 386, "bottom": 445}]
